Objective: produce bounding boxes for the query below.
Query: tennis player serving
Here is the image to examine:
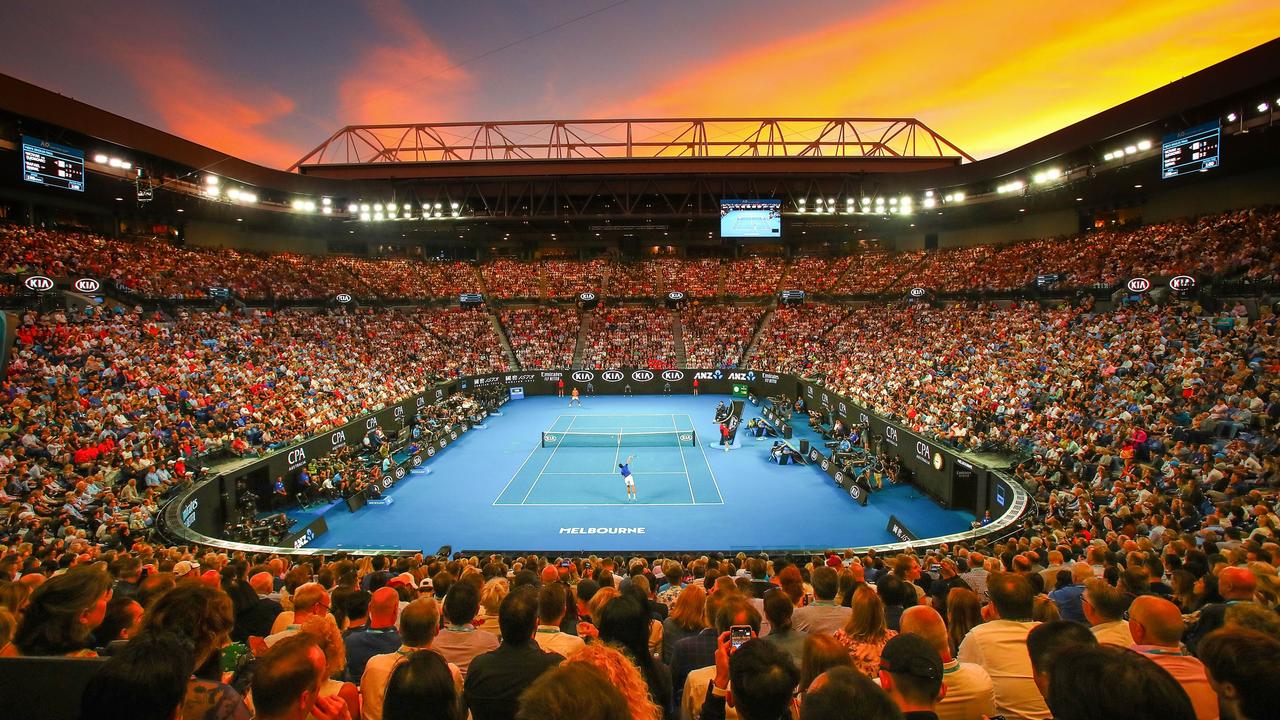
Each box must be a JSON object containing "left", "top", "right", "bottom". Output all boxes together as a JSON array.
[{"left": 619, "top": 454, "right": 637, "bottom": 502}]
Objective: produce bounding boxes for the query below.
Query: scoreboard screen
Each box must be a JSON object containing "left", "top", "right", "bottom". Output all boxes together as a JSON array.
[
  {"left": 21, "top": 136, "right": 85, "bottom": 192},
  {"left": 1161, "top": 122, "right": 1220, "bottom": 179}
]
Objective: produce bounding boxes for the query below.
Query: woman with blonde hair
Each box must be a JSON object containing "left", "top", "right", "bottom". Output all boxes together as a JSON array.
[
  {"left": 562, "top": 643, "right": 662, "bottom": 720},
  {"left": 1247, "top": 562, "right": 1279, "bottom": 609},
  {"left": 661, "top": 583, "right": 706, "bottom": 663},
  {"left": 946, "top": 587, "right": 983, "bottom": 656},
  {"left": 297, "top": 615, "right": 360, "bottom": 719},
  {"left": 477, "top": 577, "right": 509, "bottom": 636},
  {"left": 832, "top": 585, "right": 895, "bottom": 678}
]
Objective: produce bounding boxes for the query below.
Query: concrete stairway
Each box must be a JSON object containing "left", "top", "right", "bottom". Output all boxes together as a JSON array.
[
  {"left": 571, "top": 312, "right": 592, "bottom": 368},
  {"left": 671, "top": 311, "right": 688, "bottom": 366}
]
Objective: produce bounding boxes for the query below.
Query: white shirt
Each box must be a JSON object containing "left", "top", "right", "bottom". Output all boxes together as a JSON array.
[
  {"left": 681, "top": 665, "right": 738, "bottom": 720},
  {"left": 533, "top": 625, "right": 585, "bottom": 658},
  {"left": 361, "top": 646, "right": 462, "bottom": 720},
  {"left": 956, "top": 619, "right": 1048, "bottom": 720},
  {"left": 1090, "top": 620, "right": 1133, "bottom": 647},
  {"left": 937, "top": 659, "right": 997, "bottom": 720}
]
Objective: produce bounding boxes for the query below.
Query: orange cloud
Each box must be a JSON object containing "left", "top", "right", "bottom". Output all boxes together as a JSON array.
[
  {"left": 101, "top": 37, "right": 304, "bottom": 169},
  {"left": 601, "top": 0, "right": 1280, "bottom": 159},
  {"left": 336, "top": 0, "right": 470, "bottom": 126}
]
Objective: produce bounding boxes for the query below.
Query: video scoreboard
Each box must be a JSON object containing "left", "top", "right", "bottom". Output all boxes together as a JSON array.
[
  {"left": 1161, "top": 122, "right": 1220, "bottom": 179},
  {"left": 21, "top": 135, "right": 85, "bottom": 192}
]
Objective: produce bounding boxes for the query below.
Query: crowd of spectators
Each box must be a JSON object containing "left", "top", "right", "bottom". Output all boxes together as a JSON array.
[
  {"left": 581, "top": 307, "right": 676, "bottom": 370},
  {"left": 608, "top": 261, "right": 660, "bottom": 298},
  {"left": 541, "top": 260, "right": 607, "bottom": 298},
  {"left": 830, "top": 250, "right": 927, "bottom": 295},
  {"left": 786, "top": 256, "right": 854, "bottom": 294},
  {"left": 479, "top": 260, "right": 541, "bottom": 299},
  {"left": 680, "top": 305, "right": 764, "bottom": 368},
  {"left": 722, "top": 257, "right": 784, "bottom": 297},
  {"left": 331, "top": 259, "right": 480, "bottom": 299},
  {"left": 654, "top": 258, "right": 722, "bottom": 298},
  {"left": 500, "top": 307, "right": 580, "bottom": 369},
  {"left": 2, "top": 545, "right": 1277, "bottom": 720},
  {"left": 749, "top": 303, "right": 852, "bottom": 372}
]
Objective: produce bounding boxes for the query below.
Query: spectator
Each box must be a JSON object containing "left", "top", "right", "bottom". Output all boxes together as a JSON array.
[
  {"left": 533, "top": 582, "right": 584, "bottom": 658},
  {"left": 1043, "top": 644, "right": 1195, "bottom": 720},
  {"left": 878, "top": 633, "right": 946, "bottom": 719},
  {"left": 1047, "top": 563, "right": 1094, "bottom": 624},
  {"left": 1186, "top": 567, "right": 1258, "bottom": 653},
  {"left": 799, "top": 633, "right": 854, "bottom": 694},
  {"left": 462, "top": 586, "right": 563, "bottom": 720},
  {"left": 678, "top": 592, "right": 759, "bottom": 717},
  {"left": 344, "top": 587, "right": 402, "bottom": 684},
  {"left": 956, "top": 572, "right": 1047, "bottom": 720},
  {"left": 699, "top": 637, "right": 800, "bottom": 720},
  {"left": 762, "top": 587, "right": 807, "bottom": 666},
  {"left": 252, "top": 634, "right": 350, "bottom": 720},
  {"left": 381, "top": 650, "right": 463, "bottom": 720},
  {"left": 900, "top": 605, "right": 995, "bottom": 720},
  {"left": 362, "top": 596, "right": 461, "bottom": 720},
  {"left": 800, "top": 665, "right": 902, "bottom": 720},
  {"left": 1128, "top": 596, "right": 1219, "bottom": 720},
  {"left": 298, "top": 616, "right": 362, "bottom": 720},
  {"left": 598, "top": 594, "right": 672, "bottom": 717},
  {"left": 562, "top": 642, "right": 663, "bottom": 720},
  {"left": 1082, "top": 578, "right": 1132, "bottom": 647},
  {"left": 515, "top": 663, "right": 631, "bottom": 720},
  {"left": 661, "top": 582, "right": 707, "bottom": 663},
  {"left": 80, "top": 631, "right": 194, "bottom": 720},
  {"left": 7, "top": 566, "right": 111, "bottom": 657},
  {"left": 1026, "top": 620, "right": 1097, "bottom": 704},
  {"left": 792, "top": 566, "right": 850, "bottom": 635},
  {"left": 944, "top": 588, "right": 983, "bottom": 657},
  {"left": 268, "top": 582, "right": 332, "bottom": 645},
  {"left": 435, "top": 580, "right": 499, "bottom": 676},
  {"left": 833, "top": 585, "right": 896, "bottom": 678},
  {"left": 1198, "top": 627, "right": 1280, "bottom": 720}
]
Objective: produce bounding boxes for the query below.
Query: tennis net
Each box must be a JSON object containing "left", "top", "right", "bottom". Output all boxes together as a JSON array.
[{"left": 541, "top": 430, "right": 697, "bottom": 448}]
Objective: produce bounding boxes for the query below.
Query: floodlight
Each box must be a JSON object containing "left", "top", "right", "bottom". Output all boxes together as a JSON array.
[
  {"left": 1226, "top": 112, "right": 1237, "bottom": 122},
  {"left": 93, "top": 154, "right": 108, "bottom": 164},
  {"left": 227, "top": 188, "right": 241, "bottom": 200},
  {"left": 1259, "top": 102, "right": 1270, "bottom": 113},
  {"left": 322, "top": 197, "right": 332, "bottom": 206},
  {"left": 1136, "top": 140, "right": 1152, "bottom": 151},
  {"left": 205, "top": 175, "right": 220, "bottom": 185}
]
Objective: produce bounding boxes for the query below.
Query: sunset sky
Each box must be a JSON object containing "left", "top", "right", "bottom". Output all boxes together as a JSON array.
[{"left": 2, "top": 1, "right": 1276, "bottom": 169}]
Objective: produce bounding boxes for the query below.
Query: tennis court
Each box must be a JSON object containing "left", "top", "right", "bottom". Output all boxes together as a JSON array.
[{"left": 493, "top": 413, "right": 724, "bottom": 506}]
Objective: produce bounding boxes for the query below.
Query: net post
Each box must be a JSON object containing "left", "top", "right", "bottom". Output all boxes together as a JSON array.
[
  {"left": 689, "top": 429, "right": 696, "bottom": 446},
  {"left": 541, "top": 432, "right": 547, "bottom": 448}
]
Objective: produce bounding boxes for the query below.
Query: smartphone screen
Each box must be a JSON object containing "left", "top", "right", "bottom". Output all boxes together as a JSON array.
[{"left": 730, "top": 625, "right": 752, "bottom": 650}]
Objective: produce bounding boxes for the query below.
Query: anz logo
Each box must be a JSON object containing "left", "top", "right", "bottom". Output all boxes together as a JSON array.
[
  {"left": 292, "top": 529, "right": 315, "bottom": 548},
  {"left": 662, "top": 370, "right": 684, "bottom": 382},
  {"left": 74, "top": 278, "right": 101, "bottom": 293},
  {"left": 693, "top": 371, "right": 718, "bottom": 380},
  {"left": 631, "top": 370, "right": 654, "bottom": 382},
  {"left": 572, "top": 371, "right": 594, "bottom": 382},
  {"left": 601, "top": 370, "right": 624, "bottom": 382},
  {"left": 23, "top": 275, "right": 54, "bottom": 292}
]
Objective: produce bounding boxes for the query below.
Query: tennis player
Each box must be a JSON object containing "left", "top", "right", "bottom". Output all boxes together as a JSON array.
[
  {"left": 569, "top": 387, "right": 581, "bottom": 407},
  {"left": 619, "top": 454, "right": 637, "bottom": 502}
]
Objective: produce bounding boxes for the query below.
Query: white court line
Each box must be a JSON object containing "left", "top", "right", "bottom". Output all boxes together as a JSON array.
[
  {"left": 686, "top": 413, "right": 726, "bottom": 503},
  {"left": 674, "top": 413, "right": 696, "bottom": 504},
  {"left": 518, "top": 501, "right": 723, "bottom": 507},
  {"left": 542, "top": 471, "right": 689, "bottom": 475},
  {"left": 520, "top": 415, "right": 575, "bottom": 505},
  {"left": 492, "top": 413, "right": 569, "bottom": 506}
]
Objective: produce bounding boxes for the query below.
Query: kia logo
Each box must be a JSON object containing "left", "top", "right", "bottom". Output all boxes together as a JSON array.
[
  {"left": 909, "top": 287, "right": 926, "bottom": 298},
  {"left": 668, "top": 291, "right": 685, "bottom": 300},
  {"left": 336, "top": 293, "right": 352, "bottom": 303},
  {"left": 662, "top": 370, "right": 684, "bottom": 382},
  {"left": 1126, "top": 277, "right": 1151, "bottom": 293},
  {"left": 579, "top": 292, "right": 596, "bottom": 301},
  {"left": 602, "top": 370, "right": 624, "bottom": 382},
  {"left": 1169, "top": 275, "right": 1196, "bottom": 291},
  {"left": 632, "top": 370, "right": 654, "bottom": 382},
  {"left": 573, "top": 371, "right": 594, "bottom": 382},
  {"left": 23, "top": 275, "right": 54, "bottom": 292},
  {"left": 74, "top": 278, "right": 100, "bottom": 293}
]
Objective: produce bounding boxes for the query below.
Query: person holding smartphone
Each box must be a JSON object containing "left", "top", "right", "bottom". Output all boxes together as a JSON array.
[{"left": 699, "top": 627, "right": 800, "bottom": 720}]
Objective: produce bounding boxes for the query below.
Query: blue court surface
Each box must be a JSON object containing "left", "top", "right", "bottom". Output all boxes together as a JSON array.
[{"left": 301, "top": 394, "right": 974, "bottom": 553}]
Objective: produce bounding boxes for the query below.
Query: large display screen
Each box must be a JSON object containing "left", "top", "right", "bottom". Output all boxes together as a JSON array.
[
  {"left": 1161, "top": 121, "right": 1220, "bottom": 179},
  {"left": 720, "top": 199, "right": 781, "bottom": 238},
  {"left": 21, "top": 135, "right": 85, "bottom": 192}
]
